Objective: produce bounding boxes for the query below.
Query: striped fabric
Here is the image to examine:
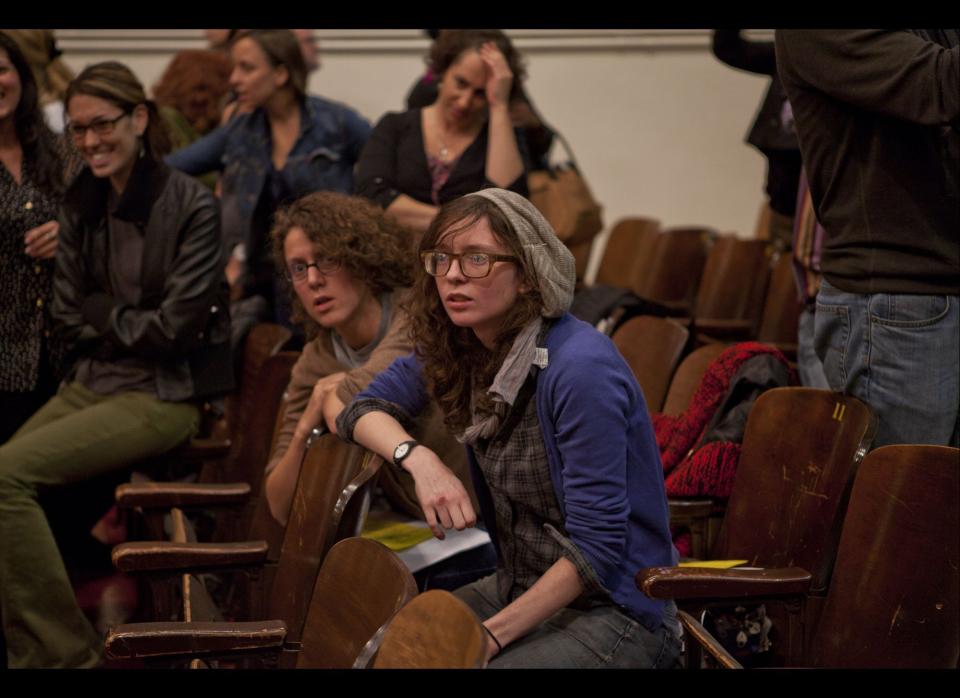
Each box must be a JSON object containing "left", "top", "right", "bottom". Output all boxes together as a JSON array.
[{"left": 791, "top": 168, "right": 825, "bottom": 303}]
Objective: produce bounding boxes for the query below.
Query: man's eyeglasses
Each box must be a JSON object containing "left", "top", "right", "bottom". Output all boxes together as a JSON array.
[
  {"left": 285, "top": 259, "right": 341, "bottom": 283},
  {"left": 67, "top": 112, "right": 130, "bottom": 142},
  {"left": 421, "top": 250, "right": 518, "bottom": 279}
]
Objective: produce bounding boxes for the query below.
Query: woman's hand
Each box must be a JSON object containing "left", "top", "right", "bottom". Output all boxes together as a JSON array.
[
  {"left": 402, "top": 446, "right": 477, "bottom": 539},
  {"left": 480, "top": 42, "right": 513, "bottom": 109},
  {"left": 24, "top": 220, "right": 60, "bottom": 260},
  {"left": 294, "top": 372, "right": 347, "bottom": 441}
]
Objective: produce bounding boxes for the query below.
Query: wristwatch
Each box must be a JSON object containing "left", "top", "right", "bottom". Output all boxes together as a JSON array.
[{"left": 392, "top": 439, "right": 420, "bottom": 469}]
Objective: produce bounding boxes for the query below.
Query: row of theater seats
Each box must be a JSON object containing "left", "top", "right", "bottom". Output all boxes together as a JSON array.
[
  {"left": 590, "top": 217, "right": 802, "bottom": 354},
  {"left": 94, "top": 307, "right": 957, "bottom": 668}
]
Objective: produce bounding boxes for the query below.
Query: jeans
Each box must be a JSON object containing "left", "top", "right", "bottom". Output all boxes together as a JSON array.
[
  {"left": 454, "top": 574, "right": 682, "bottom": 669},
  {"left": 0, "top": 382, "right": 198, "bottom": 668},
  {"left": 814, "top": 279, "right": 959, "bottom": 448},
  {"left": 797, "top": 303, "right": 829, "bottom": 389}
]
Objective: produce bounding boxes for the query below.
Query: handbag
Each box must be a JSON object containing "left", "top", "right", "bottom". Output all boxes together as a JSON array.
[{"left": 527, "top": 132, "right": 603, "bottom": 247}]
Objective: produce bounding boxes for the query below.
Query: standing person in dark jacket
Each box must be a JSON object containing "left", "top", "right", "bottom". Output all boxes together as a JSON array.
[
  {"left": 0, "top": 61, "right": 233, "bottom": 668},
  {"left": 712, "top": 29, "right": 802, "bottom": 250},
  {"left": 775, "top": 29, "right": 959, "bottom": 447}
]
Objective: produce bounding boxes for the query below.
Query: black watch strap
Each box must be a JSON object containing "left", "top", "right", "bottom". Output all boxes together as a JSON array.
[{"left": 392, "top": 439, "right": 420, "bottom": 469}]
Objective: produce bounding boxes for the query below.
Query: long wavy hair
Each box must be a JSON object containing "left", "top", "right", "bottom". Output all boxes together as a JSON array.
[
  {"left": 65, "top": 61, "right": 173, "bottom": 160},
  {"left": 408, "top": 195, "right": 544, "bottom": 433},
  {"left": 152, "top": 50, "right": 232, "bottom": 134},
  {"left": 271, "top": 192, "right": 416, "bottom": 340},
  {"left": 0, "top": 31, "right": 67, "bottom": 195}
]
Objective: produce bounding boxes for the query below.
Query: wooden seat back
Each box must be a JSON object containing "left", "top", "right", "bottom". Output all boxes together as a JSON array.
[
  {"left": 594, "top": 217, "right": 660, "bottom": 290},
  {"left": 756, "top": 251, "right": 802, "bottom": 347},
  {"left": 660, "top": 343, "right": 727, "bottom": 416},
  {"left": 294, "top": 537, "right": 417, "bottom": 669},
  {"left": 694, "top": 236, "right": 771, "bottom": 326},
  {"left": 265, "top": 434, "right": 383, "bottom": 647},
  {"left": 372, "top": 590, "right": 487, "bottom": 669},
  {"left": 714, "top": 388, "right": 877, "bottom": 592},
  {"left": 811, "top": 445, "right": 959, "bottom": 668},
  {"left": 612, "top": 315, "right": 690, "bottom": 412},
  {"left": 640, "top": 226, "right": 713, "bottom": 309},
  {"left": 220, "top": 323, "right": 293, "bottom": 447}
]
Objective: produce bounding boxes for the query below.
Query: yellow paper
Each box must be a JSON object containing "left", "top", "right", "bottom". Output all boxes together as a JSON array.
[
  {"left": 361, "top": 513, "right": 434, "bottom": 552},
  {"left": 678, "top": 559, "right": 750, "bottom": 569}
]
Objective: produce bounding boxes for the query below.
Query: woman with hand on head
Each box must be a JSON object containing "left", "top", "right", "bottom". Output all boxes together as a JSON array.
[
  {"left": 335, "top": 189, "right": 682, "bottom": 668},
  {"left": 0, "top": 61, "right": 233, "bottom": 668},
  {"left": 0, "top": 31, "right": 73, "bottom": 443},
  {"left": 167, "top": 30, "right": 371, "bottom": 334},
  {"left": 355, "top": 30, "right": 529, "bottom": 236}
]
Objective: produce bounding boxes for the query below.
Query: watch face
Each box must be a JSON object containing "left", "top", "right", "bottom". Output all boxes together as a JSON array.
[{"left": 395, "top": 443, "right": 410, "bottom": 460}]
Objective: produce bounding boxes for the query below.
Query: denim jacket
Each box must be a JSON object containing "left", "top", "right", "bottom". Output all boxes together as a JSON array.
[{"left": 167, "top": 95, "right": 371, "bottom": 253}]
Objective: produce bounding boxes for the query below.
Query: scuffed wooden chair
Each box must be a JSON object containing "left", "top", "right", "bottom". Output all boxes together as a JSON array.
[
  {"left": 646, "top": 444, "right": 959, "bottom": 668},
  {"left": 109, "top": 433, "right": 381, "bottom": 651},
  {"left": 372, "top": 590, "right": 487, "bottom": 669},
  {"left": 647, "top": 387, "right": 877, "bottom": 664},
  {"left": 106, "top": 536, "right": 415, "bottom": 669},
  {"left": 612, "top": 315, "right": 690, "bottom": 413}
]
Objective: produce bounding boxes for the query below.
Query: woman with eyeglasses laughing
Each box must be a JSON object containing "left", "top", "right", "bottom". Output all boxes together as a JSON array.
[
  {"left": 332, "top": 189, "right": 682, "bottom": 668},
  {"left": 0, "top": 61, "right": 233, "bottom": 668}
]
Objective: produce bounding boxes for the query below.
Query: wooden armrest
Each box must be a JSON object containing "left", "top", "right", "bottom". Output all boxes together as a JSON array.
[
  {"left": 668, "top": 499, "right": 715, "bottom": 521},
  {"left": 171, "top": 437, "right": 232, "bottom": 461},
  {"left": 637, "top": 566, "right": 812, "bottom": 600},
  {"left": 677, "top": 610, "right": 743, "bottom": 669},
  {"left": 112, "top": 540, "right": 268, "bottom": 574},
  {"left": 694, "top": 318, "right": 755, "bottom": 341},
  {"left": 115, "top": 482, "right": 251, "bottom": 509},
  {"left": 105, "top": 620, "right": 287, "bottom": 660}
]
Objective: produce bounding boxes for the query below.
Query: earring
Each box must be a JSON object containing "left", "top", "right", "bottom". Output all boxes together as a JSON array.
[{"left": 139, "top": 138, "right": 145, "bottom": 158}]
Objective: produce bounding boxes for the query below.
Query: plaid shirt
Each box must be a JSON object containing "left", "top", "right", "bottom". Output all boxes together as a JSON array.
[{"left": 474, "top": 374, "right": 609, "bottom": 608}]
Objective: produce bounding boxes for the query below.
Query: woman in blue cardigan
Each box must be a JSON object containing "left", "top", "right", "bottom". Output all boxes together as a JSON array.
[{"left": 334, "top": 188, "right": 680, "bottom": 668}]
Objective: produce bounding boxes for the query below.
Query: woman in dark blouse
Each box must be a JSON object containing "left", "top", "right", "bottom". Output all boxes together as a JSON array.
[
  {"left": 0, "top": 32, "right": 70, "bottom": 443},
  {"left": 355, "top": 30, "right": 529, "bottom": 235}
]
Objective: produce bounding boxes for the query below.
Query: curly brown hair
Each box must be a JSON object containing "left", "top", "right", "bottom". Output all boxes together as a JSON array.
[
  {"left": 407, "top": 195, "right": 543, "bottom": 433},
  {"left": 428, "top": 30, "right": 526, "bottom": 103},
  {"left": 152, "top": 50, "right": 232, "bottom": 134},
  {"left": 272, "top": 192, "right": 416, "bottom": 338}
]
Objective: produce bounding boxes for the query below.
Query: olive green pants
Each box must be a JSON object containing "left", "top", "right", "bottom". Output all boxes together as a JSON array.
[{"left": 0, "top": 382, "right": 198, "bottom": 668}]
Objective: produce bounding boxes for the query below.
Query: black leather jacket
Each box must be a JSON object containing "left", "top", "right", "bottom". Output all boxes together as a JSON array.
[{"left": 52, "top": 154, "right": 234, "bottom": 402}]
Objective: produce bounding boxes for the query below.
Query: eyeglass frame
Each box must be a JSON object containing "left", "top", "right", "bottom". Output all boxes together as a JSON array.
[
  {"left": 284, "top": 258, "right": 342, "bottom": 284},
  {"left": 66, "top": 111, "right": 131, "bottom": 143},
  {"left": 420, "top": 250, "right": 519, "bottom": 279}
]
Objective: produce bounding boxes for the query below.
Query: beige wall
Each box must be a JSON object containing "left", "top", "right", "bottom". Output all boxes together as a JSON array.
[{"left": 55, "top": 29, "right": 774, "bottom": 281}]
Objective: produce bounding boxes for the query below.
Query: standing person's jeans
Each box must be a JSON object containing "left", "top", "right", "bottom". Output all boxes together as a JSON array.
[
  {"left": 814, "top": 279, "right": 960, "bottom": 448},
  {"left": 454, "top": 574, "right": 682, "bottom": 669},
  {"left": 0, "top": 382, "right": 198, "bottom": 668},
  {"left": 797, "top": 303, "right": 830, "bottom": 389}
]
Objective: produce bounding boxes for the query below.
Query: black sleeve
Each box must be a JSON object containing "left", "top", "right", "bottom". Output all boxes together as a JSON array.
[
  {"left": 712, "top": 29, "right": 777, "bottom": 76},
  {"left": 51, "top": 207, "right": 100, "bottom": 356},
  {"left": 58, "top": 185, "right": 226, "bottom": 363},
  {"left": 776, "top": 30, "right": 960, "bottom": 126},
  {"left": 354, "top": 112, "right": 405, "bottom": 209}
]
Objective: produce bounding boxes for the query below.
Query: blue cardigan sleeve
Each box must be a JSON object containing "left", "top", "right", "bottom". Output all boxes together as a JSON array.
[
  {"left": 543, "top": 330, "right": 639, "bottom": 590},
  {"left": 336, "top": 352, "right": 431, "bottom": 440}
]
